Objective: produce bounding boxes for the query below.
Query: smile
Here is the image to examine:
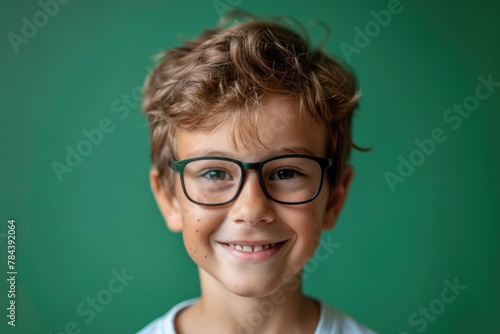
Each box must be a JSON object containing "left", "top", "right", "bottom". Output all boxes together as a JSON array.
[
  {"left": 228, "top": 243, "right": 276, "bottom": 252},
  {"left": 219, "top": 241, "right": 287, "bottom": 262}
]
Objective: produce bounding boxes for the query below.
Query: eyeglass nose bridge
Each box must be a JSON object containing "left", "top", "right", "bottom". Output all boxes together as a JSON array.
[{"left": 233, "top": 161, "right": 272, "bottom": 201}]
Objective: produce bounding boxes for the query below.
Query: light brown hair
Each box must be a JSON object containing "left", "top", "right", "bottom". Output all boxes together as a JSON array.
[{"left": 142, "top": 13, "right": 364, "bottom": 189}]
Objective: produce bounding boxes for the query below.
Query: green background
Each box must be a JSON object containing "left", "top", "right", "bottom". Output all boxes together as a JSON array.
[{"left": 1, "top": 0, "right": 499, "bottom": 333}]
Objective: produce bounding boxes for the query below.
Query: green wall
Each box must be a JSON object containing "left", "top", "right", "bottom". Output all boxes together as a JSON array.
[{"left": 1, "top": 0, "right": 499, "bottom": 333}]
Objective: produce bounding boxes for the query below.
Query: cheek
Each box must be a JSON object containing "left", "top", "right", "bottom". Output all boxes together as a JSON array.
[
  {"left": 183, "top": 222, "right": 202, "bottom": 258},
  {"left": 181, "top": 206, "right": 224, "bottom": 262},
  {"left": 303, "top": 223, "right": 321, "bottom": 258},
  {"left": 286, "top": 208, "right": 323, "bottom": 259}
]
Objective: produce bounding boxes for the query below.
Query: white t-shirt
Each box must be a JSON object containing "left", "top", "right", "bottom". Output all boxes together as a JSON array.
[{"left": 137, "top": 299, "right": 377, "bottom": 334}]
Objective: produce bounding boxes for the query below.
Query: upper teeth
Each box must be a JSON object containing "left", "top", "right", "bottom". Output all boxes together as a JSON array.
[{"left": 229, "top": 243, "right": 276, "bottom": 252}]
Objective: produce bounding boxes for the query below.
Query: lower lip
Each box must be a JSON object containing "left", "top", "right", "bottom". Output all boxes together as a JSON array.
[{"left": 219, "top": 242, "right": 286, "bottom": 262}]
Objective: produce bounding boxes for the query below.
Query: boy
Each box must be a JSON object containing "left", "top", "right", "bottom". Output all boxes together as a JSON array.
[{"left": 138, "top": 13, "right": 377, "bottom": 334}]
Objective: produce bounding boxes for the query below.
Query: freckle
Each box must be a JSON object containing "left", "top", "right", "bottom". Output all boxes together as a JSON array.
[{"left": 204, "top": 255, "right": 207, "bottom": 259}]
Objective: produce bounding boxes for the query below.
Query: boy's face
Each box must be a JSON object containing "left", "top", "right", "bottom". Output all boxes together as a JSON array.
[{"left": 150, "top": 96, "right": 353, "bottom": 298}]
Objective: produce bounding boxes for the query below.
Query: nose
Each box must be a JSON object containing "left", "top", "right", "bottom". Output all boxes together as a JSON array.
[{"left": 228, "top": 171, "right": 275, "bottom": 226}]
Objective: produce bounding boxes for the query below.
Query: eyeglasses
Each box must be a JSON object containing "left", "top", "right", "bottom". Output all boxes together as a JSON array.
[{"left": 168, "top": 154, "right": 334, "bottom": 206}]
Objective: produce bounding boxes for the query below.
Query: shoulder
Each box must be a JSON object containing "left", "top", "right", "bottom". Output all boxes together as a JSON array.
[
  {"left": 136, "top": 298, "right": 197, "bottom": 334},
  {"left": 315, "top": 301, "right": 378, "bottom": 334}
]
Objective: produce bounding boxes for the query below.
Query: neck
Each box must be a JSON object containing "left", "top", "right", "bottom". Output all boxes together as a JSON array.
[{"left": 176, "top": 269, "right": 319, "bottom": 334}]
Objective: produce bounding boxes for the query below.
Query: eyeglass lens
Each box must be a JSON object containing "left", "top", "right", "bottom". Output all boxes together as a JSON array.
[{"left": 181, "top": 157, "right": 322, "bottom": 205}]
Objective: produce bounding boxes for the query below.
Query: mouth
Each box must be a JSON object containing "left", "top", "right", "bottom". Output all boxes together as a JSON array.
[
  {"left": 218, "top": 240, "right": 287, "bottom": 258},
  {"left": 227, "top": 242, "right": 283, "bottom": 253}
]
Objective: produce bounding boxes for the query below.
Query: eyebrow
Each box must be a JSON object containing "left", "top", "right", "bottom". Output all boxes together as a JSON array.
[
  {"left": 182, "top": 146, "right": 320, "bottom": 160},
  {"left": 267, "top": 147, "right": 319, "bottom": 156}
]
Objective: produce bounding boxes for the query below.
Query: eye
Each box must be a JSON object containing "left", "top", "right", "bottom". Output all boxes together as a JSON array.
[
  {"left": 201, "top": 169, "right": 233, "bottom": 181},
  {"left": 270, "top": 168, "right": 302, "bottom": 180}
]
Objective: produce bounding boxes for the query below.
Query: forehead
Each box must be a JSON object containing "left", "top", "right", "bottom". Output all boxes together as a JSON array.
[{"left": 176, "top": 97, "right": 328, "bottom": 161}]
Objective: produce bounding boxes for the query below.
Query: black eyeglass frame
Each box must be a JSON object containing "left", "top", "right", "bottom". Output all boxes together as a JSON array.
[{"left": 168, "top": 154, "right": 334, "bottom": 206}]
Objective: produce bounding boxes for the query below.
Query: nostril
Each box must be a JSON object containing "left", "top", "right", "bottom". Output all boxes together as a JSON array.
[
  {"left": 245, "top": 217, "right": 274, "bottom": 226},
  {"left": 228, "top": 194, "right": 275, "bottom": 226}
]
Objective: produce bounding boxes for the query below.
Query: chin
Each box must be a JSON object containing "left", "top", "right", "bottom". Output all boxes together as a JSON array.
[{"left": 223, "top": 278, "right": 284, "bottom": 299}]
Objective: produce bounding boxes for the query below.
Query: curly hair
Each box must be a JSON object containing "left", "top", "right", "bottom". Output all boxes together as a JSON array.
[{"left": 142, "top": 14, "right": 364, "bottom": 189}]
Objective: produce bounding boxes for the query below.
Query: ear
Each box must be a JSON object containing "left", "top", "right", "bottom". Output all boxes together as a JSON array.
[
  {"left": 149, "top": 168, "right": 183, "bottom": 232},
  {"left": 322, "top": 166, "right": 354, "bottom": 230}
]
